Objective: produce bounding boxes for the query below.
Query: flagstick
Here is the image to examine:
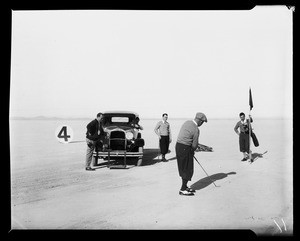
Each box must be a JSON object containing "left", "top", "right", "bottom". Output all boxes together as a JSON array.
[
  {"left": 248, "top": 87, "right": 253, "bottom": 162},
  {"left": 248, "top": 110, "right": 252, "bottom": 162}
]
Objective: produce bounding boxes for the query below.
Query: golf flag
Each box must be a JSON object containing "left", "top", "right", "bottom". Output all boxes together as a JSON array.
[{"left": 249, "top": 88, "right": 253, "bottom": 110}]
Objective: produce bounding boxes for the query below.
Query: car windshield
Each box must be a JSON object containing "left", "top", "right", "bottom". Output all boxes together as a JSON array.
[
  {"left": 102, "top": 114, "right": 137, "bottom": 127},
  {"left": 111, "top": 117, "right": 129, "bottom": 123}
]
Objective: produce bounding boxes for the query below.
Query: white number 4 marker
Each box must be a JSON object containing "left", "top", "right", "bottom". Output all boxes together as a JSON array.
[{"left": 55, "top": 125, "right": 74, "bottom": 143}]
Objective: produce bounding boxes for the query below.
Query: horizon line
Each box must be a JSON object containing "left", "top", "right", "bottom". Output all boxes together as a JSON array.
[{"left": 9, "top": 115, "right": 292, "bottom": 120}]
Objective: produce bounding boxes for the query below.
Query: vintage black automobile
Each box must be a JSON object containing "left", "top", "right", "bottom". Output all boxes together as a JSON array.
[{"left": 93, "top": 111, "right": 145, "bottom": 167}]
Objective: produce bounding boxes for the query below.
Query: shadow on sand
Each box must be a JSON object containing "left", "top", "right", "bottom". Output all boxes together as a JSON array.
[
  {"left": 68, "top": 140, "right": 86, "bottom": 143},
  {"left": 93, "top": 148, "right": 170, "bottom": 168},
  {"left": 250, "top": 151, "right": 267, "bottom": 163},
  {"left": 141, "top": 148, "right": 170, "bottom": 166},
  {"left": 167, "top": 156, "right": 177, "bottom": 161},
  {"left": 190, "top": 172, "right": 236, "bottom": 190}
]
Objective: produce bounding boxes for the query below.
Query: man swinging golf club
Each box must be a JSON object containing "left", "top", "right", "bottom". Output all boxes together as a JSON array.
[{"left": 175, "top": 112, "right": 207, "bottom": 196}]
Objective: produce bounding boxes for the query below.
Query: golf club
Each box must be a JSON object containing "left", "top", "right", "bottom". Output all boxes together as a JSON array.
[{"left": 193, "top": 156, "right": 220, "bottom": 188}]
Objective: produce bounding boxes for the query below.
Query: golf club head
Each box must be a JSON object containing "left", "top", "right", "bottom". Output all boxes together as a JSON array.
[{"left": 196, "top": 144, "right": 213, "bottom": 152}]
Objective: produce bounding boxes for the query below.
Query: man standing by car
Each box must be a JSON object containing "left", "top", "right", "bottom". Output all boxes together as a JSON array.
[
  {"left": 85, "top": 113, "right": 104, "bottom": 171},
  {"left": 175, "top": 112, "right": 207, "bottom": 196},
  {"left": 154, "top": 113, "right": 172, "bottom": 162}
]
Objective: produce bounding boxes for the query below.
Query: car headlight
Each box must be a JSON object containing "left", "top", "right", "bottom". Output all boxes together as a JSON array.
[{"left": 126, "top": 132, "right": 134, "bottom": 140}]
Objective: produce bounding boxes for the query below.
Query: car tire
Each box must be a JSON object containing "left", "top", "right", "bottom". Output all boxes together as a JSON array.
[{"left": 136, "top": 147, "right": 143, "bottom": 166}]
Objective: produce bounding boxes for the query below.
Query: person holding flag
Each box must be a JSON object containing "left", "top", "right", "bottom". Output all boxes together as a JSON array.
[
  {"left": 234, "top": 112, "right": 253, "bottom": 161},
  {"left": 234, "top": 88, "right": 256, "bottom": 162}
]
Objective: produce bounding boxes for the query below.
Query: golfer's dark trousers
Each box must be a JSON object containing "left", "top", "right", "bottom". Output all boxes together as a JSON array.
[
  {"left": 175, "top": 142, "right": 194, "bottom": 181},
  {"left": 160, "top": 135, "right": 170, "bottom": 155},
  {"left": 239, "top": 132, "right": 250, "bottom": 153}
]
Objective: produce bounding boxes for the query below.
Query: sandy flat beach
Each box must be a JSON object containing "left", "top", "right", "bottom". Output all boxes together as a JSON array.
[
  {"left": 10, "top": 118, "right": 293, "bottom": 236},
  {"left": 9, "top": 7, "right": 294, "bottom": 238}
]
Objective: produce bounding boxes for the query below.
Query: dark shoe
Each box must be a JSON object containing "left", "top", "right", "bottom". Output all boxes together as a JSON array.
[
  {"left": 85, "top": 167, "right": 95, "bottom": 171},
  {"left": 241, "top": 158, "right": 247, "bottom": 161},
  {"left": 179, "top": 190, "right": 194, "bottom": 196},
  {"left": 186, "top": 187, "right": 196, "bottom": 193}
]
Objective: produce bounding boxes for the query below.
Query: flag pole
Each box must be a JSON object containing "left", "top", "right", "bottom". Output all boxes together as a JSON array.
[
  {"left": 248, "top": 87, "right": 253, "bottom": 162},
  {"left": 248, "top": 109, "right": 252, "bottom": 162}
]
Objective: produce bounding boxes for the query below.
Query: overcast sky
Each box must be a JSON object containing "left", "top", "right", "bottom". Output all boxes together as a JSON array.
[{"left": 10, "top": 6, "right": 293, "bottom": 119}]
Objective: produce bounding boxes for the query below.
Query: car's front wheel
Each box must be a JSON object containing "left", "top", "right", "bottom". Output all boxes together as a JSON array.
[{"left": 136, "top": 147, "right": 143, "bottom": 166}]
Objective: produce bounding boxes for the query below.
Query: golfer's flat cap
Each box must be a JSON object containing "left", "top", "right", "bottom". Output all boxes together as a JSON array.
[{"left": 195, "top": 112, "right": 207, "bottom": 122}]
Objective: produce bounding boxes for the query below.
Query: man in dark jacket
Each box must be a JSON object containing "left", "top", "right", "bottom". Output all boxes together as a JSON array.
[
  {"left": 85, "top": 113, "right": 104, "bottom": 171},
  {"left": 175, "top": 112, "right": 207, "bottom": 196}
]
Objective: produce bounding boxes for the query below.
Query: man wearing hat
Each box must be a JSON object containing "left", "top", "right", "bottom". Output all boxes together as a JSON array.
[{"left": 175, "top": 112, "right": 207, "bottom": 196}]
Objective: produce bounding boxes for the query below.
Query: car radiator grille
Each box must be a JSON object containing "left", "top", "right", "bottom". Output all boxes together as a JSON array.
[{"left": 109, "top": 131, "right": 126, "bottom": 150}]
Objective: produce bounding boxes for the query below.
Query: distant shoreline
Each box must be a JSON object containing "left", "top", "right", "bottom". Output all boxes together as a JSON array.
[
  {"left": 9, "top": 116, "right": 90, "bottom": 121},
  {"left": 9, "top": 116, "right": 291, "bottom": 121}
]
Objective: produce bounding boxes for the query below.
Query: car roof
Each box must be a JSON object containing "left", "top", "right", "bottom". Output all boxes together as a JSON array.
[{"left": 102, "top": 111, "right": 139, "bottom": 117}]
